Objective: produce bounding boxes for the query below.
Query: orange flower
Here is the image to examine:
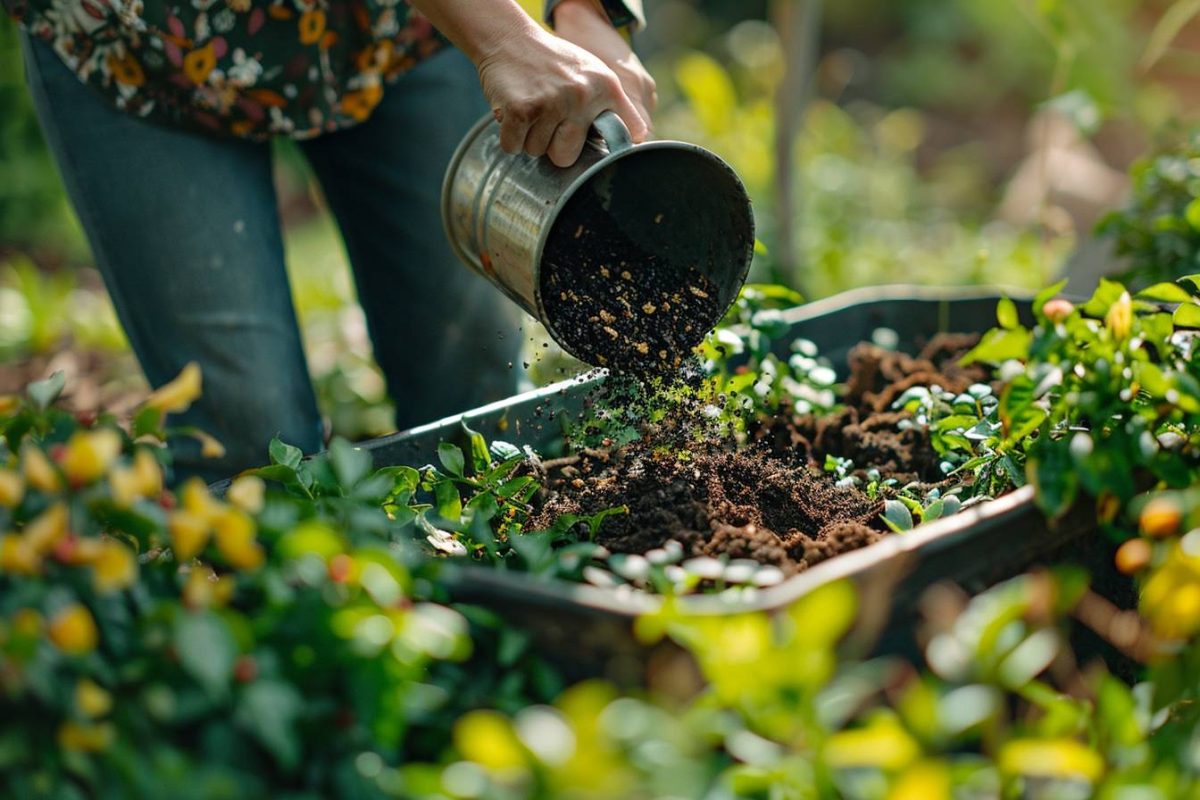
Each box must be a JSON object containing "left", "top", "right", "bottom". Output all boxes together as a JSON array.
[
  {"left": 48, "top": 603, "right": 99, "bottom": 654},
  {"left": 298, "top": 9, "right": 326, "bottom": 45},
  {"left": 107, "top": 51, "right": 146, "bottom": 87},
  {"left": 340, "top": 84, "right": 383, "bottom": 122},
  {"left": 182, "top": 44, "right": 218, "bottom": 86}
]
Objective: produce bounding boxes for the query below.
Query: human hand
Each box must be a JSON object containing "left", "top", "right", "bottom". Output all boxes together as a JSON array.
[{"left": 551, "top": 0, "right": 657, "bottom": 131}]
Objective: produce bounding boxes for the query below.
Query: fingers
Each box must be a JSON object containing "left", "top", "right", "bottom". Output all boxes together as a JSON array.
[
  {"left": 496, "top": 101, "right": 536, "bottom": 155},
  {"left": 546, "top": 118, "right": 589, "bottom": 168},
  {"left": 523, "top": 116, "right": 562, "bottom": 159},
  {"left": 608, "top": 84, "right": 650, "bottom": 144}
]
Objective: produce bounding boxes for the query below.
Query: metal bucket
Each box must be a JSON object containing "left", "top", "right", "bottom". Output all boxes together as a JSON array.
[{"left": 441, "top": 111, "right": 756, "bottom": 365}]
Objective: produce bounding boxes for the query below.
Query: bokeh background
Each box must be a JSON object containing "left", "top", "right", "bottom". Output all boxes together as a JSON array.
[{"left": 1, "top": 0, "right": 1196, "bottom": 439}]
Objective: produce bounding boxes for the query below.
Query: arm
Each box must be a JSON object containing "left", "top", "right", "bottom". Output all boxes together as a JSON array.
[{"left": 407, "top": 0, "right": 648, "bottom": 167}]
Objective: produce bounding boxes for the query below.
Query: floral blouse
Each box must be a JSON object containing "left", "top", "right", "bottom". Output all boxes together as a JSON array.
[{"left": 7, "top": 0, "right": 643, "bottom": 141}]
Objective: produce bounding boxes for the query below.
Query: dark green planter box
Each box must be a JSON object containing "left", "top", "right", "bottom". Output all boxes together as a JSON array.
[{"left": 356, "top": 287, "right": 1134, "bottom": 682}]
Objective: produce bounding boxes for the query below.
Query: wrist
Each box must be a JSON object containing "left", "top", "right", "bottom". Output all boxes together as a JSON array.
[
  {"left": 459, "top": 3, "right": 545, "bottom": 65},
  {"left": 552, "top": 0, "right": 610, "bottom": 28}
]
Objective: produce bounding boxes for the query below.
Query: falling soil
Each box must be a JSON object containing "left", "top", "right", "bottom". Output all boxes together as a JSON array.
[
  {"left": 540, "top": 189, "right": 722, "bottom": 377},
  {"left": 527, "top": 331, "right": 986, "bottom": 574}
]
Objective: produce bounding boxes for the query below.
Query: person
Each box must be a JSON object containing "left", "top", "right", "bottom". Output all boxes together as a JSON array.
[{"left": 3, "top": 0, "right": 657, "bottom": 481}]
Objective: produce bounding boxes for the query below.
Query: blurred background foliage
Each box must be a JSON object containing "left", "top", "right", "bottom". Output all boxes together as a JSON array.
[{"left": 1, "top": 0, "right": 1198, "bottom": 438}]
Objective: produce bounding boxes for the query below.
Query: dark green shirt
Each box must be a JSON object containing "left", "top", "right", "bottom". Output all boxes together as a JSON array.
[{"left": 8, "top": 0, "right": 643, "bottom": 140}]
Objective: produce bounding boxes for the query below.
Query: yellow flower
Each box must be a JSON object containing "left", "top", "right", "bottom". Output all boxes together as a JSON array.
[
  {"left": 1141, "top": 542, "right": 1200, "bottom": 641},
  {"left": 61, "top": 429, "right": 123, "bottom": 486},
  {"left": 58, "top": 720, "right": 114, "bottom": 752},
  {"left": 0, "top": 469, "right": 24, "bottom": 508},
  {"left": 213, "top": 507, "right": 264, "bottom": 570},
  {"left": 75, "top": 679, "right": 113, "bottom": 718},
  {"left": 1105, "top": 291, "right": 1133, "bottom": 341},
  {"left": 92, "top": 539, "right": 137, "bottom": 593},
  {"left": 24, "top": 502, "right": 68, "bottom": 555},
  {"left": 48, "top": 603, "right": 99, "bottom": 655},
  {"left": 0, "top": 395, "right": 19, "bottom": 415},
  {"left": 144, "top": 362, "right": 202, "bottom": 414},
  {"left": 169, "top": 510, "right": 210, "bottom": 561},
  {"left": 888, "top": 760, "right": 952, "bottom": 800},
  {"left": 998, "top": 738, "right": 1104, "bottom": 784},
  {"left": 22, "top": 444, "right": 62, "bottom": 493},
  {"left": 453, "top": 710, "right": 528, "bottom": 773},
  {"left": 181, "top": 477, "right": 222, "bottom": 522},
  {"left": 109, "top": 449, "right": 163, "bottom": 507},
  {"left": 182, "top": 566, "right": 235, "bottom": 609},
  {"left": 227, "top": 475, "right": 265, "bottom": 514},
  {"left": 0, "top": 535, "right": 40, "bottom": 575},
  {"left": 824, "top": 715, "right": 922, "bottom": 772},
  {"left": 194, "top": 430, "right": 226, "bottom": 459}
]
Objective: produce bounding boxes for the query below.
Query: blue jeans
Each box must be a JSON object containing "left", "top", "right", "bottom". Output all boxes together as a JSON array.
[{"left": 21, "top": 35, "right": 519, "bottom": 482}]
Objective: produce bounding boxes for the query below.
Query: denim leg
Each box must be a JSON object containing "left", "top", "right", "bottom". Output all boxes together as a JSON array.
[
  {"left": 21, "top": 35, "right": 322, "bottom": 482},
  {"left": 299, "top": 48, "right": 521, "bottom": 431}
]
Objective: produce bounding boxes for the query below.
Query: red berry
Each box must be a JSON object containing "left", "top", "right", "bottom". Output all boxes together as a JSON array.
[{"left": 234, "top": 656, "right": 258, "bottom": 683}]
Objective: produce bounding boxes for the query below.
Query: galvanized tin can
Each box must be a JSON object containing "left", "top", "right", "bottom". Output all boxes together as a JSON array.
[{"left": 441, "top": 111, "right": 755, "bottom": 365}]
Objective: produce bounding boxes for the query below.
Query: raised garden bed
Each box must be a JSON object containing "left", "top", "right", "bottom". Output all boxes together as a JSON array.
[{"left": 355, "top": 286, "right": 1133, "bottom": 682}]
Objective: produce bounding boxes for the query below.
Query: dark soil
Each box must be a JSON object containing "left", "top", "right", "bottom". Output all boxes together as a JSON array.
[
  {"left": 529, "top": 447, "right": 883, "bottom": 576},
  {"left": 751, "top": 333, "right": 989, "bottom": 485},
  {"left": 540, "top": 190, "right": 721, "bottom": 376},
  {"left": 528, "top": 331, "right": 986, "bottom": 574}
]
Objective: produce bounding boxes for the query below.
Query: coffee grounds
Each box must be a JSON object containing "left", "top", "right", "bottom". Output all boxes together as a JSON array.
[{"left": 540, "top": 191, "right": 721, "bottom": 377}]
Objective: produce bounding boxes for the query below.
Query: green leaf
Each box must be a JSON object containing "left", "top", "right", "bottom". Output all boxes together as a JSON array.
[
  {"left": 960, "top": 328, "right": 1031, "bottom": 366},
  {"left": 1033, "top": 279, "right": 1069, "bottom": 316},
  {"left": 1082, "top": 278, "right": 1127, "bottom": 317},
  {"left": 1173, "top": 301, "right": 1200, "bottom": 328},
  {"left": 236, "top": 680, "right": 304, "bottom": 771},
  {"left": 433, "top": 479, "right": 462, "bottom": 521},
  {"left": 27, "top": 371, "right": 65, "bottom": 412},
  {"left": 175, "top": 611, "right": 236, "bottom": 698},
  {"left": 882, "top": 500, "right": 913, "bottom": 532},
  {"left": 997, "top": 297, "right": 1019, "bottom": 330},
  {"left": 999, "top": 375, "right": 1045, "bottom": 443},
  {"left": 923, "top": 498, "right": 945, "bottom": 522},
  {"left": 1136, "top": 282, "right": 1193, "bottom": 304},
  {"left": 269, "top": 438, "right": 303, "bottom": 470},
  {"left": 328, "top": 438, "right": 372, "bottom": 488},
  {"left": 461, "top": 422, "right": 491, "bottom": 474},
  {"left": 132, "top": 406, "right": 164, "bottom": 439},
  {"left": 437, "top": 443, "right": 465, "bottom": 477}
]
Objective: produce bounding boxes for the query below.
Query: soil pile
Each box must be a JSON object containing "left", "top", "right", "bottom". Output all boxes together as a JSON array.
[
  {"left": 528, "top": 331, "right": 986, "bottom": 573},
  {"left": 529, "top": 445, "right": 883, "bottom": 576},
  {"left": 751, "top": 333, "right": 988, "bottom": 485}
]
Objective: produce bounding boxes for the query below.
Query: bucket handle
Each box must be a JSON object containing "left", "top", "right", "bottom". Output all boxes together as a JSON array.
[{"left": 592, "top": 111, "right": 634, "bottom": 155}]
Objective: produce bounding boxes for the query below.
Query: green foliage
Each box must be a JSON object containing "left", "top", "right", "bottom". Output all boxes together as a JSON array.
[{"left": 1099, "top": 131, "right": 1200, "bottom": 287}]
